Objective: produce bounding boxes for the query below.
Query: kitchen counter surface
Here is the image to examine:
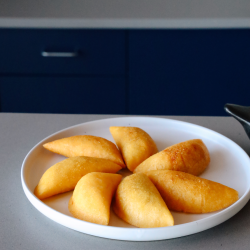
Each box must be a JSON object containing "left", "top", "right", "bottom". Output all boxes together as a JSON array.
[
  {"left": 0, "top": 0, "right": 250, "bottom": 28},
  {"left": 1, "top": 113, "right": 250, "bottom": 249}
]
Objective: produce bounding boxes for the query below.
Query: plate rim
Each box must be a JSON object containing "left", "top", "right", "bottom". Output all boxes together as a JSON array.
[{"left": 21, "top": 116, "right": 250, "bottom": 241}]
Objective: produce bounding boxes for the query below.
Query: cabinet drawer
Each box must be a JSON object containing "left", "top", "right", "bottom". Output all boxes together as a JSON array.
[
  {"left": 0, "top": 29, "right": 126, "bottom": 75},
  {"left": 0, "top": 76, "right": 126, "bottom": 114}
]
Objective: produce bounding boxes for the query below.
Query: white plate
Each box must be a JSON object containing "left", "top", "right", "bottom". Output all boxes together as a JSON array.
[{"left": 21, "top": 117, "right": 250, "bottom": 241}]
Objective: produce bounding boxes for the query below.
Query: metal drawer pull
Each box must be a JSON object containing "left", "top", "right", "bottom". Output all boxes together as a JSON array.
[{"left": 41, "top": 51, "right": 78, "bottom": 57}]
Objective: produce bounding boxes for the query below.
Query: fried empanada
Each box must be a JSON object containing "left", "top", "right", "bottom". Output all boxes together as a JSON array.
[
  {"left": 147, "top": 170, "right": 239, "bottom": 213},
  {"left": 34, "top": 156, "right": 121, "bottom": 200},
  {"left": 109, "top": 127, "right": 158, "bottom": 172},
  {"left": 68, "top": 172, "right": 122, "bottom": 225},
  {"left": 43, "top": 135, "right": 125, "bottom": 168},
  {"left": 134, "top": 139, "right": 210, "bottom": 176},
  {"left": 112, "top": 173, "right": 174, "bottom": 228}
]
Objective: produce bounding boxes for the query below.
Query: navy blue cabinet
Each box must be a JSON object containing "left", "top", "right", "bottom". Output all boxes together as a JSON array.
[
  {"left": 0, "top": 29, "right": 127, "bottom": 114},
  {"left": 0, "top": 29, "right": 126, "bottom": 75},
  {"left": 0, "top": 76, "right": 126, "bottom": 114},
  {"left": 1, "top": 29, "right": 250, "bottom": 115},
  {"left": 128, "top": 29, "right": 250, "bottom": 116}
]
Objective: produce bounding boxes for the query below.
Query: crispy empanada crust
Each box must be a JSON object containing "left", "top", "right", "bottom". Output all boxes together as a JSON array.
[
  {"left": 147, "top": 170, "right": 239, "bottom": 213},
  {"left": 69, "top": 172, "right": 122, "bottom": 225},
  {"left": 110, "top": 127, "right": 158, "bottom": 172},
  {"left": 34, "top": 156, "right": 121, "bottom": 200},
  {"left": 43, "top": 135, "right": 125, "bottom": 168},
  {"left": 134, "top": 139, "right": 210, "bottom": 176},
  {"left": 112, "top": 173, "right": 174, "bottom": 228}
]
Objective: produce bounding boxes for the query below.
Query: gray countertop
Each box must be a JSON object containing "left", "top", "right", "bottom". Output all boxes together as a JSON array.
[
  {"left": 0, "top": 0, "right": 250, "bottom": 28},
  {"left": 1, "top": 113, "right": 250, "bottom": 249}
]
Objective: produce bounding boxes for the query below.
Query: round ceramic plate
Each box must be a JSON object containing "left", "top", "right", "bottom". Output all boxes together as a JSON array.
[{"left": 21, "top": 117, "right": 250, "bottom": 241}]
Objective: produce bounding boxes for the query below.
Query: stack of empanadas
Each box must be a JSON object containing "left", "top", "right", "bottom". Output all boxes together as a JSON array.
[{"left": 34, "top": 125, "right": 239, "bottom": 229}]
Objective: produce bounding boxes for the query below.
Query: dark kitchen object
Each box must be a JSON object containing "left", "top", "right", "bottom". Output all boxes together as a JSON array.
[{"left": 224, "top": 104, "right": 250, "bottom": 139}]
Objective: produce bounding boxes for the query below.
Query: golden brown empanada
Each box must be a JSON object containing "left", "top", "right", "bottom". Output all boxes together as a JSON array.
[
  {"left": 109, "top": 127, "right": 158, "bottom": 172},
  {"left": 34, "top": 156, "right": 121, "bottom": 200},
  {"left": 43, "top": 135, "right": 125, "bottom": 168},
  {"left": 134, "top": 139, "right": 210, "bottom": 176},
  {"left": 68, "top": 172, "right": 122, "bottom": 225},
  {"left": 112, "top": 173, "right": 174, "bottom": 228},
  {"left": 147, "top": 170, "right": 239, "bottom": 213}
]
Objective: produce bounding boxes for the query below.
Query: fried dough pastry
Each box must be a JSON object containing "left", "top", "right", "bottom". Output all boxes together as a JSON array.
[
  {"left": 147, "top": 170, "right": 239, "bottom": 213},
  {"left": 134, "top": 139, "right": 210, "bottom": 176},
  {"left": 43, "top": 135, "right": 125, "bottom": 168},
  {"left": 112, "top": 173, "right": 174, "bottom": 228},
  {"left": 109, "top": 127, "right": 158, "bottom": 172},
  {"left": 69, "top": 172, "right": 122, "bottom": 225},
  {"left": 34, "top": 156, "right": 121, "bottom": 200}
]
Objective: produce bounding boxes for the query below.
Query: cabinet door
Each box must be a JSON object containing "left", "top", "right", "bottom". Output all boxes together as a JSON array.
[
  {"left": 0, "top": 29, "right": 126, "bottom": 75},
  {"left": 0, "top": 76, "right": 126, "bottom": 114},
  {"left": 129, "top": 30, "right": 250, "bottom": 116}
]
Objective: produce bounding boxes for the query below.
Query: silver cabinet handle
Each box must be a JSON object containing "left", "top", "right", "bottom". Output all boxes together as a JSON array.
[{"left": 41, "top": 51, "right": 78, "bottom": 57}]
